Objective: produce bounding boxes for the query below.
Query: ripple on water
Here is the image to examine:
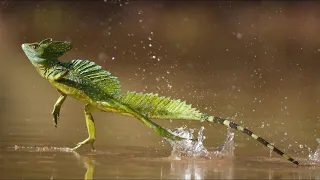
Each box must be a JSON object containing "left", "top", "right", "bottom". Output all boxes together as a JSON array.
[{"left": 8, "top": 145, "right": 73, "bottom": 153}]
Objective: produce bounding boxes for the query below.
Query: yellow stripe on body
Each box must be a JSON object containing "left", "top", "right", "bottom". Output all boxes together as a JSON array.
[
  {"left": 282, "top": 153, "right": 290, "bottom": 160},
  {"left": 223, "top": 120, "right": 230, "bottom": 126},
  {"left": 237, "top": 125, "right": 244, "bottom": 131},
  {"left": 251, "top": 133, "right": 259, "bottom": 139},
  {"left": 208, "top": 116, "right": 214, "bottom": 122},
  {"left": 267, "top": 144, "right": 275, "bottom": 151}
]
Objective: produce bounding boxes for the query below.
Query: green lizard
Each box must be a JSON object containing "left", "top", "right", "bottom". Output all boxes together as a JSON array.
[{"left": 21, "top": 38, "right": 299, "bottom": 165}]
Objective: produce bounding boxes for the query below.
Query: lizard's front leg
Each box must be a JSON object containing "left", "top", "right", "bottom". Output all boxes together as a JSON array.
[
  {"left": 72, "top": 104, "right": 97, "bottom": 151},
  {"left": 52, "top": 92, "right": 67, "bottom": 127}
]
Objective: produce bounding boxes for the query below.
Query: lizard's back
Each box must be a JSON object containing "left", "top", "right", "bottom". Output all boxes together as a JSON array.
[
  {"left": 50, "top": 60, "right": 121, "bottom": 104},
  {"left": 51, "top": 59, "right": 203, "bottom": 119}
]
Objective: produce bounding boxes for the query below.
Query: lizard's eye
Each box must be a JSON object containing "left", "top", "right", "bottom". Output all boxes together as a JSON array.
[{"left": 30, "top": 44, "right": 38, "bottom": 49}]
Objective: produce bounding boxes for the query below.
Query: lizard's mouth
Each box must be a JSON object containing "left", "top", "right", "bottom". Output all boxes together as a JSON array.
[
  {"left": 21, "top": 43, "right": 46, "bottom": 64},
  {"left": 21, "top": 43, "right": 32, "bottom": 53},
  {"left": 21, "top": 43, "right": 33, "bottom": 57}
]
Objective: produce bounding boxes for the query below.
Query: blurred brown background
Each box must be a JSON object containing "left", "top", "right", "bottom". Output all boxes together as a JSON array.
[{"left": 0, "top": 1, "right": 319, "bottom": 157}]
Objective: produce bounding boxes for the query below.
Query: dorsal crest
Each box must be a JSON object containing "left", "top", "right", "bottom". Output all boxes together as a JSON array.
[
  {"left": 116, "top": 91, "right": 202, "bottom": 119},
  {"left": 67, "top": 60, "right": 121, "bottom": 96}
]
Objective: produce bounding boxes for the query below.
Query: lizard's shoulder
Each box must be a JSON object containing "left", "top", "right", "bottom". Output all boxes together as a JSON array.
[{"left": 62, "top": 59, "right": 121, "bottom": 96}]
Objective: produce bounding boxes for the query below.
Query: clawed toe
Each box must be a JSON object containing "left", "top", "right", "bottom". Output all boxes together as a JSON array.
[{"left": 71, "top": 138, "right": 95, "bottom": 151}]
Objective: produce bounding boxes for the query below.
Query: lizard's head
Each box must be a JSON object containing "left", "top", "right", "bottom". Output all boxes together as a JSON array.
[{"left": 22, "top": 38, "right": 72, "bottom": 64}]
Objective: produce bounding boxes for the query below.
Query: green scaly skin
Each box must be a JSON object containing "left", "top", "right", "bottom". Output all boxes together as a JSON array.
[{"left": 22, "top": 38, "right": 299, "bottom": 165}]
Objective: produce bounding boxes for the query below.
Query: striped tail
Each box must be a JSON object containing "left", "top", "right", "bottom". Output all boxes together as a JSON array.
[{"left": 203, "top": 115, "right": 299, "bottom": 165}]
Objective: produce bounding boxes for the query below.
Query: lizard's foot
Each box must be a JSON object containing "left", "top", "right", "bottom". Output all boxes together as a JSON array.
[
  {"left": 71, "top": 137, "right": 95, "bottom": 152},
  {"left": 51, "top": 108, "right": 60, "bottom": 128}
]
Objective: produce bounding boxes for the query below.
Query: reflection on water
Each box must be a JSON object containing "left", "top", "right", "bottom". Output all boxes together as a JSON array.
[
  {"left": 70, "top": 151, "right": 320, "bottom": 180},
  {"left": 73, "top": 152, "right": 94, "bottom": 180},
  {"left": 169, "top": 158, "right": 235, "bottom": 180},
  {"left": 4, "top": 140, "right": 320, "bottom": 180}
]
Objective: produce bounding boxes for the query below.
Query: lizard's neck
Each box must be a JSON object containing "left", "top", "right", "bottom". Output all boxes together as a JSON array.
[{"left": 31, "top": 58, "right": 60, "bottom": 78}]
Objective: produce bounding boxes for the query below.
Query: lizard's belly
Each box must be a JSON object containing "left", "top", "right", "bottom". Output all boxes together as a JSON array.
[
  {"left": 50, "top": 81, "right": 92, "bottom": 103},
  {"left": 50, "top": 81, "right": 122, "bottom": 113}
]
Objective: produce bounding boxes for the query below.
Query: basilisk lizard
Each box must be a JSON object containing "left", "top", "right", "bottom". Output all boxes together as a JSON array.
[{"left": 21, "top": 38, "right": 299, "bottom": 165}]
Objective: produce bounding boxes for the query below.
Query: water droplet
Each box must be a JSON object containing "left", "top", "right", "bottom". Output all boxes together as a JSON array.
[
  {"left": 98, "top": 52, "right": 109, "bottom": 61},
  {"left": 138, "top": 10, "right": 143, "bottom": 15},
  {"left": 236, "top": 33, "right": 243, "bottom": 39},
  {"left": 299, "top": 144, "right": 303, "bottom": 148}
]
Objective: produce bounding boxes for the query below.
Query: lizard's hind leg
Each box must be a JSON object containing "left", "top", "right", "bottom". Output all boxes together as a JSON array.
[{"left": 72, "top": 104, "right": 97, "bottom": 151}]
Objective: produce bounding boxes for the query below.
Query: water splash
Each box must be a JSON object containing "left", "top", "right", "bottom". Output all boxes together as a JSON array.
[
  {"left": 164, "top": 126, "right": 235, "bottom": 160},
  {"left": 212, "top": 128, "right": 235, "bottom": 157},
  {"left": 9, "top": 145, "right": 73, "bottom": 153},
  {"left": 308, "top": 139, "right": 320, "bottom": 162},
  {"left": 163, "top": 126, "right": 208, "bottom": 160}
]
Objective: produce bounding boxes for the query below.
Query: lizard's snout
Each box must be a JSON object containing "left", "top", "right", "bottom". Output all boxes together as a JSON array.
[{"left": 21, "top": 43, "right": 29, "bottom": 51}]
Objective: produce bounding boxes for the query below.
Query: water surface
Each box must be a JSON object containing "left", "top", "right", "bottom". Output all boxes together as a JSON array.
[{"left": 1, "top": 124, "right": 319, "bottom": 179}]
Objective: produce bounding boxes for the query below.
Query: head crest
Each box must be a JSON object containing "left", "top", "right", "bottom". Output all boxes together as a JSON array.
[{"left": 22, "top": 38, "right": 72, "bottom": 63}]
